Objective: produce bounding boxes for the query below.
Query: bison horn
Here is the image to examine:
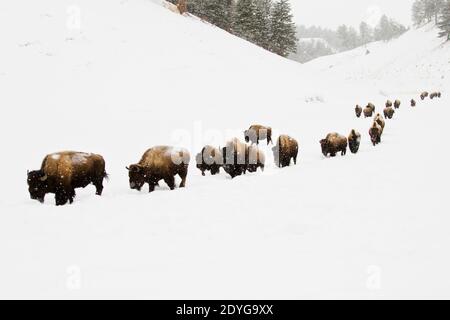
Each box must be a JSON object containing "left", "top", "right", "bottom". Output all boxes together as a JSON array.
[
  {"left": 126, "top": 166, "right": 130, "bottom": 171},
  {"left": 40, "top": 174, "right": 48, "bottom": 182}
]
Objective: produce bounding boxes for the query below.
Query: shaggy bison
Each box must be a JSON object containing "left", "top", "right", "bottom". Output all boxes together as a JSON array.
[
  {"left": 355, "top": 105, "right": 362, "bottom": 118},
  {"left": 430, "top": 92, "right": 441, "bottom": 99},
  {"left": 374, "top": 113, "right": 385, "bottom": 133},
  {"left": 348, "top": 130, "right": 361, "bottom": 154},
  {"left": 222, "top": 138, "right": 248, "bottom": 179},
  {"left": 320, "top": 133, "right": 347, "bottom": 157},
  {"left": 369, "top": 122, "right": 383, "bottom": 146},
  {"left": 385, "top": 100, "right": 393, "bottom": 108},
  {"left": 364, "top": 106, "right": 374, "bottom": 118},
  {"left": 272, "top": 135, "right": 299, "bottom": 168},
  {"left": 420, "top": 92, "right": 429, "bottom": 100},
  {"left": 411, "top": 99, "right": 416, "bottom": 107},
  {"left": 127, "top": 146, "right": 190, "bottom": 192},
  {"left": 384, "top": 106, "right": 395, "bottom": 119},
  {"left": 244, "top": 125, "right": 273, "bottom": 145},
  {"left": 367, "top": 103, "right": 376, "bottom": 113},
  {"left": 246, "top": 146, "right": 265, "bottom": 173},
  {"left": 27, "top": 151, "right": 107, "bottom": 206},
  {"left": 394, "top": 99, "right": 401, "bottom": 109},
  {"left": 196, "top": 146, "right": 223, "bottom": 176}
]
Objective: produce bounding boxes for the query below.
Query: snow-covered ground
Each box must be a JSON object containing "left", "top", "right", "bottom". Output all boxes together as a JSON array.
[{"left": 0, "top": 0, "right": 449, "bottom": 299}]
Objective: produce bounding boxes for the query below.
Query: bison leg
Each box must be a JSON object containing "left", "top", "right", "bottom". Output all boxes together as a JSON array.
[
  {"left": 93, "top": 179, "right": 104, "bottom": 196},
  {"left": 178, "top": 165, "right": 188, "bottom": 188},
  {"left": 55, "top": 189, "right": 70, "bottom": 206},
  {"left": 148, "top": 183, "right": 156, "bottom": 193}
]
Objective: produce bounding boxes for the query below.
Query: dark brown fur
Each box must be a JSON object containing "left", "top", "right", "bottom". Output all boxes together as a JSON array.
[
  {"left": 27, "top": 151, "right": 107, "bottom": 206},
  {"left": 244, "top": 125, "right": 273, "bottom": 145},
  {"left": 385, "top": 100, "right": 393, "bottom": 108},
  {"left": 363, "top": 106, "right": 374, "bottom": 118},
  {"left": 272, "top": 135, "right": 299, "bottom": 168},
  {"left": 394, "top": 99, "right": 401, "bottom": 109},
  {"left": 348, "top": 130, "right": 361, "bottom": 154},
  {"left": 411, "top": 99, "right": 416, "bottom": 107},
  {"left": 127, "top": 146, "right": 190, "bottom": 192},
  {"left": 420, "top": 92, "right": 429, "bottom": 100},
  {"left": 320, "top": 133, "right": 347, "bottom": 157}
]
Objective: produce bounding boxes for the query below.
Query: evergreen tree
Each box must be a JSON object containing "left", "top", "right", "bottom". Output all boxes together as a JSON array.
[
  {"left": 234, "top": 0, "right": 258, "bottom": 42},
  {"left": 359, "top": 21, "right": 373, "bottom": 45},
  {"left": 438, "top": 0, "right": 450, "bottom": 40},
  {"left": 253, "top": 0, "right": 273, "bottom": 50},
  {"left": 269, "top": 0, "right": 297, "bottom": 57}
]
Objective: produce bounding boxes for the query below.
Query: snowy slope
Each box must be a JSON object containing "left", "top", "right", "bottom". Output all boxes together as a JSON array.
[{"left": 0, "top": 0, "right": 449, "bottom": 299}]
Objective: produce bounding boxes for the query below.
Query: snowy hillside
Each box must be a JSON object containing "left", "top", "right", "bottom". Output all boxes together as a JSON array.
[{"left": 0, "top": 0, "right": 449, "bottom": 299}]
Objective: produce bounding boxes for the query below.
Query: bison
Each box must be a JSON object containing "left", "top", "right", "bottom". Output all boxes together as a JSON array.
[
  {"left": 394, "top": 99, "right": 401, "bottom": 109},
  {"left": 348, "top": 130, "right": 361, "bottom": 154},
  {"left": 320, "top": 133, "right": 347, "bottom": 157},
  {"left": 244, "top": 125, "right": 273, "bottom": 145},
  {"left": 385, "top": 100, "right": 393, "bottom": 108},
  {"left": 246, "top": 146, "right": 265, "bottom": 173},
  {"left": 430, "top": 92, "right": 437, "bottom": 99},
  {"left": 363, "top": 106, "right": 374, "bottom": 118},
  {"left": 420, "top": 92, "right": 429, "bottom": 100},
  {"left": 374, "top": 113, "right": 385, "bottom": 133},
  {"left": 127, "top": 146, "right": 190, "bottom": 193},
  {"left": 438, "top": 92, "right": 441, "bottom": 98},
  {"left": 369, "top": 122, "right": 382, "bottom": 146},
  {"left": 272, "top": 135, "right": 299, "bottom": 168},
  {"left": 222, "top": 138, "right": 248, "bottom": 179},
  {"left": 367, "top": 103, "right": 376, "bottom": 113},
  {"left": 384, "top": 106, "right": 395, "bottom": 119},
  {"left": 411, "top": 99, "right": 416, "bottom": 107},
  {"left": 196, "top": 145, "right": 223, "bottom": 176},
  {"left": 27, "top": 151, "right": 107, "bottom": 206},
  {"left": 355, "top": 105, "right": 362, "bottom": 118}
]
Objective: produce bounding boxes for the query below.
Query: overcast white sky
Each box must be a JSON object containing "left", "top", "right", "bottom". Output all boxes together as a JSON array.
[{"left": 290, "top": 0, "right": 415, "bottom": 29}]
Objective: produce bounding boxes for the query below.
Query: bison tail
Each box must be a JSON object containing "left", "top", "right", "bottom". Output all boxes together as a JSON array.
[{"left": 103, "top": 172, "right": 110, "bottom": 181}]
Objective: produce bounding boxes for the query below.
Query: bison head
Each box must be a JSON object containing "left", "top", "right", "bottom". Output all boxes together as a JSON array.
[
  {"left": 319, "top": 139, "right": 329, "bottom": 157},
  {"left": 27, "top": 170, "right": 48, "bottom": 203},
  {"left": 126, "top": 165, "right": 146, "bottom": 191}
]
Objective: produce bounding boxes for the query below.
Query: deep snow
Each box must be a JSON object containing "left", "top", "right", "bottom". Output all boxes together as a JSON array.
[{"left": 0, "top": 0, "right": 449, "bottom": 299}]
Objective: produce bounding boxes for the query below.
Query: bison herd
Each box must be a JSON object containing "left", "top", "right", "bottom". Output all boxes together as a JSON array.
[{"left": 27, "top": 91, "right": 443, "bottom": 206}]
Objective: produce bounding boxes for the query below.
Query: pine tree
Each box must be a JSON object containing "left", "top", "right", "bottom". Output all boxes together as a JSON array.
[
  {"left": 203, "top": 0, "right": 233, "bottom": 31},
  {"left": 253, "top": 0, "right": 273, "bottom": 50},
  {"left": 438, "top": 0, "right": 450, "bottom": 40},
  {"left": 359, "top": 21, "right": 373, "bottom": 45},
  {"left": 269, "top": 0, "right": 297, "bottom": 57},
  {"left": 234, "top": 0, "right": 258, "bottom": 42}
]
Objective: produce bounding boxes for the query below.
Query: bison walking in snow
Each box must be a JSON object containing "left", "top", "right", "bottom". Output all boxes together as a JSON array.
[
  {"left": 385, "top": 100, "right": 393, "bottom": 108},
  {"left": 246, "top": 145, "right": 265, "bottom": 173},
  {"left": 272, "top": 135, "right": 299, "bottom": 168},
  {"left": 411, "top": 99, "right": 416, "bottom": 107},
  {"left": 244, "top": 125, "right": 273, "bottom": 146},
  {"left": 420, "top": 92, "right": 429, "bottom": 100},
  {"left": 384, "top": 106, "right": 395, "bottom": 119},
  {"left": 320, "top": 133, "right": 347, "bottom": 157},
  {"left": 355, "top": 105, "right": 362, "bottom": 118},
  {"left": 222, "top": 138, "right": 249, "bottom": 179},
  {"left": 348, "top": 130, "right": 361, "bottom": 154},
  {"left": 196, "top": 146, "right": 223, "bottom": 176},
  {"left": 364, "top": 106, "right": 374, "bottom": 118},
  {"left": 394, "top": 99, "right": 401, "bottom": 109},
  {"left": 27, "top": 151, "right": 108, "bottom": 206},
  {"left": 369, "top": 122, "right": 383, "bottom": 146},
  {"left": 374, "top": 113, "right": 386, "bottom": 133},
  {"left": 127, "top": 146, "right": 190, "bottom": 193}
]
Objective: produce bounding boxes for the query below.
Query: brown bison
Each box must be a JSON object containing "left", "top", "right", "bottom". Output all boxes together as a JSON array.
[
  {"left": 222, "top": 138, "right": 248, "bottom": 179},
  {"left": 420, "top": 92, "right": 429, "bottom": 100},
  {"left": 196, "top": 145, "right": 223, "bottom": 176},
  {"left": 369, "top": 122, "right": 382, "bottom": 146},
  {"left": 27, "top": 151, "right": 107, "bottom": 206},
  {"left": 363, "top": 106, "right": 374, "bottom": 118},
  {"left": 348, "top": 130, "right": 361, "bottom": 154},
  {"left": 374, "top": 113, "right": 385, "bottom": 133},
  {"left": 355, "top": 105, "right": 362, "bottom": 118},
  {"left": 367, "top": 103, "right": 376, "bottom": 113},
  {"left": 385, "top": 100, "right": 393, "bottom": 108},
  {"left": 244, "top": 125, "right": 273, "bottom": 145},
  {"left": 430, "top": 92, "right": 441, "bottom": 99},
  {"left": 394, "top": 99, "right": 401, "bottom": 109},
  {"left": 127, "top": 146, "right": 190, "bottom": 192},
  {"left": 384, "top": 106, "right": 395, "bottom": 119},
  {"left": 438, "top": 92, "right": 441, "bottom": 98},
  {"left": 272, "top": 135, "right": 299, "bottom": 168},
  {"left": 246, "top": 146, "right": 265, "bottom": 173},
  {"left": 320, "top": 133, "right": 347, "bottom": 157},
  {"left": 411, "top": 99, "right": 416, "bottom": 107}
]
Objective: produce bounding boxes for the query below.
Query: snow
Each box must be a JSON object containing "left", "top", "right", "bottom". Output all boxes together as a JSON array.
[{"left": 0, "top": 0, "right": 450, "bottom": 299}]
